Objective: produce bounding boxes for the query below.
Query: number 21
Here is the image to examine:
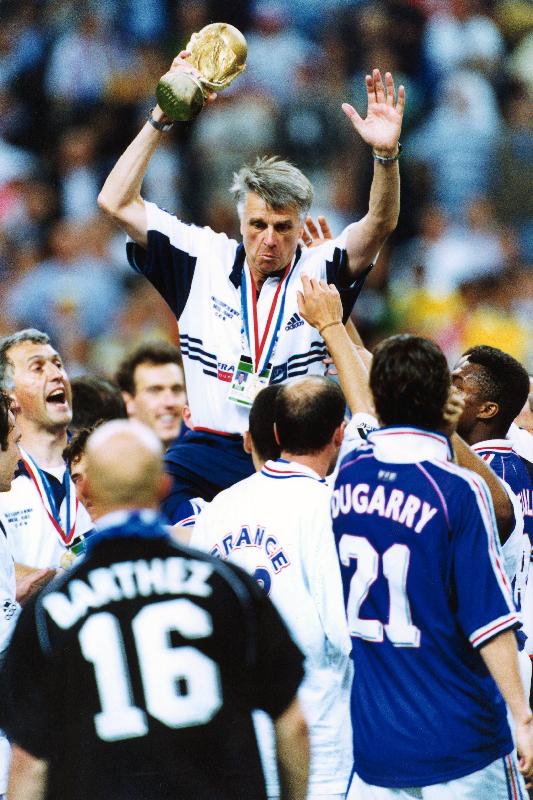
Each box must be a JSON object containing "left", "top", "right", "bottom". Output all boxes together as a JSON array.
[{"left": 339, "top": 534, "right": 421, "bottom": 647}]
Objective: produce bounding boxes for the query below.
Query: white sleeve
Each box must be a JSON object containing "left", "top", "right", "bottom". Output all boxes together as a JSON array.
[
  {"left": 327, "top": 413, "right": 378, "bottom": 487},
  {"left": 144, "top": 200, "right": 235, "bottom": 259},
  {"left": 188, "top": 503, "right": 215, "bottom": 553},
  {"left": 303, "top": 492, "right": 351, "bottom": 656},
  {"left": 508, "top": 424, "right": 533, "bottom": 462}
]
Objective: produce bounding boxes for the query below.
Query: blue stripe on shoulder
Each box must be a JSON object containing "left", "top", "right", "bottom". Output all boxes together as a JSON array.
[
  {"left": 326, "top": 248, "right": 373, "bottom": 322},
  {"left": 127, "top": 231, "right": 197, "bottom": 320}
]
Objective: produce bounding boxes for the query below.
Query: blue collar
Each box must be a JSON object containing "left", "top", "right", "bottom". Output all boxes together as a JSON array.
[
  {"left": 86, "top": 509, "right": 170, "bottom": 554},
  {"left": 228, "top": 243, "right": 303, "bottom": 289}
]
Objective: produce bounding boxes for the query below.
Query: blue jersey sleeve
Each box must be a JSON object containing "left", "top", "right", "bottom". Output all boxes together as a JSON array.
[{"left": 450, "top": 472, "right": 519, "bottom": 648}]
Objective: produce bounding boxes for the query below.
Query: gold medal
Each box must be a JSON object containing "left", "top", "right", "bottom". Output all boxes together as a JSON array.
[{"left": 60, "top": 549, "right": 77, "bottom": 569}]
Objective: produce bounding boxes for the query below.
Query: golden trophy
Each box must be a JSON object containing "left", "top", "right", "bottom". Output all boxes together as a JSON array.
[{"left": 156, "top": 23, "right": 247, "bottom": 122}]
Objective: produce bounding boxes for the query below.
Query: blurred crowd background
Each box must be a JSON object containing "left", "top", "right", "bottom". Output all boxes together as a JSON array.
[{"left": 0, "top": 0, "right": 531, "bottom": 377}]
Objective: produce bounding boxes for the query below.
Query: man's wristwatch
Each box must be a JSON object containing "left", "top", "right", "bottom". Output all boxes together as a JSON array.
[
  {"left": 372, "top": 142, "right": 402, "bottom": 164},
  {"left": 147, "top": 107, "right": 174, "bottom": 132}
]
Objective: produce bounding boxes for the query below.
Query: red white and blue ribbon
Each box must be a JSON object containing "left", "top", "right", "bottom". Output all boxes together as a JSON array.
[
  {"left": 241, "top": 257, "right": 297, "bottom": 375},
  {"left": 19, "top": 447, "right": 79, "bottom": 546}
]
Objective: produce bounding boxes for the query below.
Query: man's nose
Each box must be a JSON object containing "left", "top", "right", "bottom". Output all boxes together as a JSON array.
[
  {"left": 46, "top": 362, "right": 63, "bottom": 379},
  {"left": 162, "top": 389, "right": 178, "bottom": 406},
  {"left": 264, "top": 226, "right": 276, "bottom": 246}
]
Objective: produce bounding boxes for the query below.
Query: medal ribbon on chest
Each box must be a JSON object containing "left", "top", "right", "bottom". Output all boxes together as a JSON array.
[{"left": 19, "top": 447, "right": 79, "bottom": 546}]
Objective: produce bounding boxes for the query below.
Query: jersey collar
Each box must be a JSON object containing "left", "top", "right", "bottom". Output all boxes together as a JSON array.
[
  {"left": 229, "top": 243, "right": 303, "bottom": 289},
  {"left": 367, "top": 427, "right": 453, "bottom": 463},
  {"left": 86, "top": 508, "right": 170, "bottom": 554},
  {"left": 261, "top": 458, "right": 326, "bottom": 482},
  {"left": 471, "top": 438, "right": 513, "bottom": 453}
]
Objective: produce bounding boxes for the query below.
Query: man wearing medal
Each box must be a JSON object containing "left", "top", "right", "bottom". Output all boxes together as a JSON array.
[
  {"left": 0, "top": 330, "right": 93, "bottom": 571},
  {"left": 98, "top": 35, "right": 405, "bottom": 521}
]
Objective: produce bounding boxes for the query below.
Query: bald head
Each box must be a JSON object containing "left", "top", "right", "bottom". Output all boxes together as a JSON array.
[
  {"left": 275, "top": 376, "right": 345, "bottom": 454},
  {"left": 85, "top": 420, "right": 164, "bottom": 516}
]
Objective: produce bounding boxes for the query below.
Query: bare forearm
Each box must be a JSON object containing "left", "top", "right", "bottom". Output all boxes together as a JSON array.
[
  {"left": 345, "top": 316, "right": 364, "bottom": 347},
  {"left": 345, "top": 160, "right": 400, "bottom": 278},
  {"left": 322, "top": 324, "right": 373, "bottom": 415},
  {"left": 452, "top": 434, "right": 514, "bottom": 542},
  {"left": 368, "top": 160, "right": 400, "bottom": 231},
  {"left": 98, "top": 123, "right": 158, "bottom": 211},
  {"left": 479, "top": 631, "right": 532, "bottom": 725},
  {"left": 97, "top": 108, "right": 170, "bottom": 244},
  {"left": 8, "top": 746, "right": 47, "bottom": 800},
  {"left": 274, "top": 699, "right": 309, "bottom": 800}
]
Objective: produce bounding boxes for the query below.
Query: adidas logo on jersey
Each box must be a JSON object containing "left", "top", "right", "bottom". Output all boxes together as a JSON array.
[{"left": 285, "top": 313, "right": 305, "bottom": 331}]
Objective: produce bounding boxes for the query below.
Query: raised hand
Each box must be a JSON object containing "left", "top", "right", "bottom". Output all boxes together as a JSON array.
[
  {"left": 342, "top": 69, "right": 404, "bottom": 155},
  {"left": 164, "top": 51, "right": 217, "bottom": 103},
  {"left": 301, "top": 216, "right": 333, "bottom": 249},
  {"left": 297, "top": 275, "right": 342, "bottom": 334}
]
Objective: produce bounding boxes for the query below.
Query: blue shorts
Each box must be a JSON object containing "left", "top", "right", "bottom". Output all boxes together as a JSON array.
[{"left": 162, "top": 429, "right": 254, "bottom": 523}]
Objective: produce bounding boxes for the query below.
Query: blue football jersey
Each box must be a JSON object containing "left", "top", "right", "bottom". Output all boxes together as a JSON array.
[
  {"left": 332, "top": 427, "right": 519, "bottom": 789},
  {"left": 473, "top": 440, "right": 533, "bottom": 546}
]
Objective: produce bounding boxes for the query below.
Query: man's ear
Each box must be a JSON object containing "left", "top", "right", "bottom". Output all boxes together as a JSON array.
[
  {"left": 9, "top": 391, "right": 21, "bottom": 415},
  {"left": 273, "top": 422, "right": 281, "bottom": 446},
  {"left": 333, "top": 421, "right": 346, "bottom": 448},
  {"left": 122, "top": 392, "right": 136, "bottom": 418},
  {"left": 477, "top": 400, "right": 499, "bottom": 421},
  {"left": 243, "top": 430, "right": 253, "bottom": 455}
]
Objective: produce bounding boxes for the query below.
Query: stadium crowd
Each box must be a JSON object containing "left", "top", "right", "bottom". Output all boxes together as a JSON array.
[
  {"left": 0, "top": 0, "right": 532, "bottom": 798},
  {"left": 0, "top": 0, "right": 532, "bottom": 374}
]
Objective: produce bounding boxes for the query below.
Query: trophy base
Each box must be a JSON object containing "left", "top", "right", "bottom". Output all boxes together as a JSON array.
[{"left": 156, "top": 72, "right": 205, "bottom": 122}]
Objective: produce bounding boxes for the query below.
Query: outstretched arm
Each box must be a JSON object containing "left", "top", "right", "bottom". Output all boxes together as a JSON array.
[
  {"left": 98, "top": 51, "right": 214, "bottom": 245},
  {"left": 342, "top": 70, "right": 405, "bottom": 282},
  {"left": 297, "top": 276, "right": 373, "bottom": 415}
]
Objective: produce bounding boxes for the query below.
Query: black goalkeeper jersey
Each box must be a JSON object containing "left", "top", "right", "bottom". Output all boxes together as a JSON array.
[{"left": 0, "top": 511, "right": 304, "bottom": 799}]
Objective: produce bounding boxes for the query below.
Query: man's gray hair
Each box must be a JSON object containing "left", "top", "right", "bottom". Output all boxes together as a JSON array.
[
  {"left": 0, "top": 329, "right": 51, "bottom": 390},
  {"left": 231, "top": 156, "right": 314, "bottom": 220}
]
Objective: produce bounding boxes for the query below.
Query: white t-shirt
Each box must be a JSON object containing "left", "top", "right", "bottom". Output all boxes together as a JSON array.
[
  {"left": 191, "top": 458, "right": 353, "bottom": 798},
  {"left": 508, "top": 423, "right": 533, "bottom": 462},
  {"left": 0, "top": 512, "right": 20, "bottom": 793},
  {"left": 127, "top": 201, "right": 372, "bottom": 434},
  {"left": 0, "top": 454, "right": 93, "bottom": 569}
]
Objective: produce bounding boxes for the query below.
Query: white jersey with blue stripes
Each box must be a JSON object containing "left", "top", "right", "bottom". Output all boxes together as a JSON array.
[{"left": 127, "top": 201, "right": 371, "bottom": 434}]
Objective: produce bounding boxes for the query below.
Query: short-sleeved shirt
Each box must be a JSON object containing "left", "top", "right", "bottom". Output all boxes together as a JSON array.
[
  {"left": 127, "top": 202, "right": 371, "bottom": 434},
  {"left": 472, "top": 439, "right": 533, "bottom": 546},
  {"left": 191, "top": 459, "right": 353, "bottom": 797},
  {"left": 0, "top": 510, "right": 304, "bottom": 800},
  {"left": 0, "top": 455, "right": 93, "bottom": 569},
  {"left": 332, "top": 427, "right": 519, "bottom": 788}
]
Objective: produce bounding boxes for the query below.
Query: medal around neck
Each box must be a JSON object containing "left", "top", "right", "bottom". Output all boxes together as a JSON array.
[{"left": 156, "top": 23, "right": 247, "bottom": 122}]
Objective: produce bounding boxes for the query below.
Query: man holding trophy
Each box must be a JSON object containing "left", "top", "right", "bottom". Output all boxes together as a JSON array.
[{"left": 98, "top": 23, "right": 405, "bottom": 523}]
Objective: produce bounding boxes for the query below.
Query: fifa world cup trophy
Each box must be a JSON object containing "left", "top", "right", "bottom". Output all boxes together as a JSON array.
[{"left": 156, "top": 23, "right": 247, "bottom": 121}]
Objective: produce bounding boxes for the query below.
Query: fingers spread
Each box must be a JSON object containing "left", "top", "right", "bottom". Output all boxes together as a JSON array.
[
  {"left": 396, "top": 84, "right": 406, "bottom": 115},
  {"left": 385, "top": 72, "right": 395, "bottom": 106},
  {"left": 318, "top": 216, "right": 332, "bottom": 239},
  {"left": 373, "top": 69, "right": 385, "bottom": 104}
]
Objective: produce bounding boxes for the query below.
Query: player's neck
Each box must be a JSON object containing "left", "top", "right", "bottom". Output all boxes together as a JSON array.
[
  {"left": 464, "top": 422, "right": 506, "bottom": 447},
  {"left": 20, "top": 421, "right": 68, "bottom": 470},
  {"left": 280, "top": 450, "right": 330, "bottom": 479}
]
